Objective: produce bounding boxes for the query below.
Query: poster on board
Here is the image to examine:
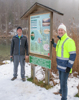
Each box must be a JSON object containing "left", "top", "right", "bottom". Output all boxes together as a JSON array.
[{"left": 30, "top": 13, "right": 51, "bottom": 57}]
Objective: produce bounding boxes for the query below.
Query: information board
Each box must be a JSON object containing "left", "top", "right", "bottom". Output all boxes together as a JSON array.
[
  {"left": 30, "top": 13, "right": 51, "bottom": 57},
  {"left": 29, "top": 55, "right": 51, "bottom": 69}
]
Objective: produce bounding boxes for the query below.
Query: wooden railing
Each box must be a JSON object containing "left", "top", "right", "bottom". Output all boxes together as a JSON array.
[{"left": 0, "top": 35, "right": 13, "bottom": 38}]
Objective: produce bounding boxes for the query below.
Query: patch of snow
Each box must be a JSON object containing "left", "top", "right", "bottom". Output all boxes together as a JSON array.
[{"left": 0, "top": 61, "right": 79, "bottom": 100}]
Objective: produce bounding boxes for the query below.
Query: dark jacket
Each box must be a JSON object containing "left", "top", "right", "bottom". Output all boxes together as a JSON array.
[{"left": 10, "top": 34, "right": 28, "bottom": 56}]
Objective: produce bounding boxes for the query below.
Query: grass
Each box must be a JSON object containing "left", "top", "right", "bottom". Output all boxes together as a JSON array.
[
  {"left": 75, "top": 93, "right": 79, "bottom": 97},
  {"left": 0, "top": 44, "right": 10, "bottom": 62},
  {"left": 27, "top": 77, "right": 53, "bottom": 90}
]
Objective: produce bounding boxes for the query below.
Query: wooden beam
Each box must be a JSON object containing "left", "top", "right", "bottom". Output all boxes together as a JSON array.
[
  {"left": 78, "top": 83, "right": 79, "bottom": 96},
  {"left": 45, "top": 68, "right": 50, "bottom": 85},
  {"left": 31, "top": 64, "right": 35, "bottom": 79},
  {"left": 21, "top": 2, "right": 64, "bottom": 20}
]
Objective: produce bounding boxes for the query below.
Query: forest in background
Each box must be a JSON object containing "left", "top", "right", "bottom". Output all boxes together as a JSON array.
[
  {"left": 0, "top": 0, "right": 79, "bottom": 35},
  {"left": 0, "top": 0, "right": 79, "bottom": 73}
]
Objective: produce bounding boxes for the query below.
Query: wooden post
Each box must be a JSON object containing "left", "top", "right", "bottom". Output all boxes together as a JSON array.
[
  {"left": 31, "top": 64, "right": 35, "bottom": 80},
  {"left": 45, "top": 68, "right": 50, "bottom": 85},
  {"left": 78, "top": 83, "right": 79, "bottom": 96}
]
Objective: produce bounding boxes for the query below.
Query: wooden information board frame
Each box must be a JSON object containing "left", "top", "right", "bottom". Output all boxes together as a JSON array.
[
  {"left": 21, "top": 2, "right": 63, "bottom": 84},
  {"left": 29, "top": 12, "right": 53, "bottom": 59}
]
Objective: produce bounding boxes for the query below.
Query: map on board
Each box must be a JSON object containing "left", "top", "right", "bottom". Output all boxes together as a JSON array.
[{"left": 30, "top": 13, "right": 50, "bottom": 57}]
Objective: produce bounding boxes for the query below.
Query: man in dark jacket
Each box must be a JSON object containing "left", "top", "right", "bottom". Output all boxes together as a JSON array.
[{"left": 10, "top": 27, "right": 29, "bottom": 81}]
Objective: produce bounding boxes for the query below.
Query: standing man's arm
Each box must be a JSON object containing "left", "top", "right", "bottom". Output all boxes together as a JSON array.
[
  {"left": 66, "top": 40, "right": 76, "bottom": 73},
  {"left": 10, "top": 38, "right": 14, "bottom": 57},
  {"left": 25, "top": 37, "right": 29, "bottom": 59},
  {"left": 51, "top": 38, "right": 57, "bottom": 48}
]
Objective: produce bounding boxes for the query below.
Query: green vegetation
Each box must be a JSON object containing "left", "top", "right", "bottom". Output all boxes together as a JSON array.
[
  {"left": 27, "top": 77, "right": 53, "bottom": 90},
  {"left": 0, "top": 44, "right": 10, "bottom": 62},
  {"left": 75, "top": 94, "right": 79, "bottom": 97}
]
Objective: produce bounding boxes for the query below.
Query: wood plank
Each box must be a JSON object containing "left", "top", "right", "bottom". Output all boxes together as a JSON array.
[
  {"left": 30, "top": 11, "right": 50, "bottom": 17},
  {"left": 30, "top": 11, "right": 49, "bottom": 16},
  {"left": 50, "top": 12, "right": 53, "bottom": 59},
  {"left": 31, "top": 64, "right": 35, "bottom": 79},
  {"left": 29, "top": 53, "right": 51, "bottom": 60},
  {"left": 21, "top": 2, "right": 63, "bottom": 20},
  {"left": 31, "top": 6, "right": 48, "bottom": 14},
  {"left": 28, "top": 16, "right": 30, "bottom": 54},
  {"left": 0, "top": 35, "right": 13, "bottom": 38},
  {"left": 21, "top": 5, "right": 38, "bottom": 19},
  {"left": 78, "top": 83, "right": 79, "bottom": 96},
  {"left": 50, "top": 12, "right": 53, "bottom": 69},
  {"left": 45, "top": 68, "right": 50, "bottom": 84}
]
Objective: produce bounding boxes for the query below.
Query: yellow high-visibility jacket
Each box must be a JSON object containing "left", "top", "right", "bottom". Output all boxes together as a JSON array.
[{"left": 53, "top": 33, "right": 76, "bottom": 72}]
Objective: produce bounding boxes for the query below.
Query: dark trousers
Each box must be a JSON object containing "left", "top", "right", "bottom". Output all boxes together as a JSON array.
[{"left": 59, "top": 70, "right": 69, "bottom": 100}]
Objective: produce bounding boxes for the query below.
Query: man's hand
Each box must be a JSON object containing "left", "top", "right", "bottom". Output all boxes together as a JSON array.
[
  {"left": 50, "top": 37, "right": 54, "bottom": 44},
  {"left": 25, "top": 56, "right": 29, "bottom": 62},
  {"left": 66, "top": 67, "right": 71, "bottom": 73},
  {"left": 25, "top": 56, "right": 29, "bottom": 59},
  {"left": 50, "top": 38, "right": 54, "bottom": 44},
  {"left": 10, "top": 56, "right": 13, "bottom": 57},
  {"left": 10, "top": 56, "right": 13, "bottom": 62}
]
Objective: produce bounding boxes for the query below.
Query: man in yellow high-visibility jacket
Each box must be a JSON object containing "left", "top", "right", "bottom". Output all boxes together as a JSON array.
[{"left": 51, "top": 23, "right": 76, "bottom": 100}]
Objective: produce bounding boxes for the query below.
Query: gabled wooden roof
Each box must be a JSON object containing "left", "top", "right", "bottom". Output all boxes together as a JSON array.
[{"left": 21, "top": 2, "right": 64, "bottom": 20}]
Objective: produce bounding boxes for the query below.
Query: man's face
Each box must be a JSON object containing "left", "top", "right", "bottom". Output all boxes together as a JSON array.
[
  {"left": 17, "top": 29, "right": 22, "bottom": 34},
  {"left": 58, "top": 28, "right": 65, "bottom": 37}
]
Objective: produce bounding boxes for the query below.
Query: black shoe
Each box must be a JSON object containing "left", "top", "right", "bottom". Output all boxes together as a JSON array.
[
  {"left": 11, "top": 77, "right": 17, "bottom": 81},
  {"left": 22, "top": 78, "right": 26, "bottom": 81}
]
